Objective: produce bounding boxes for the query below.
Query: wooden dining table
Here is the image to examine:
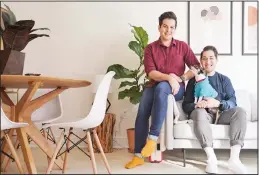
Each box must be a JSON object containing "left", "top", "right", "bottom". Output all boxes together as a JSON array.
[{"left": 1, "top": 75, "right": 91, "bottom": 174}]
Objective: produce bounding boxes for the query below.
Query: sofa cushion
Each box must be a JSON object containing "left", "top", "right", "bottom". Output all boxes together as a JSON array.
[
  {"left": 174, "top": 121, "right": 257, "bottom": 140},
  {"left": 235, "top": 90, "right": 252, "bottom": 121},
  {"left": 176, "top": 100, "right": 188, "bottom": 121}
]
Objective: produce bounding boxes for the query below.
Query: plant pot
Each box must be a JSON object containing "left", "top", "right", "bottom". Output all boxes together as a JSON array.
[
  {"left": 0, "top": 49, "right": 25, "bottom": 75},
  {"left": 127, "top": 128, "right": 135, "bottom": 153}
]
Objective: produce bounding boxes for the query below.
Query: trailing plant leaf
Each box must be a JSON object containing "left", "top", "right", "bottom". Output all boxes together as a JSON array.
[
  {"left": 107, "top": 64, "right": 136, "bottom": 79},
  {"left": 4, "top": 4, "right": 16, "bottom": 24},
  {"left": 2, "top": 18, "right": 50, "bottom": 51},
  {"left": 1, "top": 8, "right": 8, "bottom": 31},
  {"left": 15, "top": 20, "right": 35, "bottom": 30},
  {"left": 30, "top": 28, "right": 50, "bottom": 33},
  {"left": 1, "top": 5, "right": 16, "bottom": 38},
  {"left": 2, "top": 24, "right": 30, "bottom": 51},
  {"left": 28, "top": 34, "right": 49, "bottom": 43}
]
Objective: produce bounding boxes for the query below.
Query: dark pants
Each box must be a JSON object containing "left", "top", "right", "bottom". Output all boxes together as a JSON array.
[{"left": 134, "top": 81, "right": 185, "bottom": 154}]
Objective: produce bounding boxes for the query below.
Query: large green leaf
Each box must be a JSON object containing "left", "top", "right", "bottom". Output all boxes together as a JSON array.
[
  {"left": 128, "top": 41, "right": 143, "bottom": 59},
  {"left": 130, "top": 25, "right": 148, "bottom": 49},
  {"left": 119, "top": 81, "right": 137, "bottom": 89},
  {"left": 118, "top": 86, "right": 141, "bottom": 99},
  {"left": 107, "top": 64, "right": 135, "bottom": 79},
  {"left": 129, "top": 95, "right": 142, "bottom": 104},
  {"left": 137, "top": 70, "right": 145, "bottom": 80}
]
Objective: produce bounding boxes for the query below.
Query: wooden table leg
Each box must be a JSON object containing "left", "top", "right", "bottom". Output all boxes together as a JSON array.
[
  {"left": 16, "top": 127, "right": 37, "bottom": 174},
  {"left": 25, "top": 123, "right": 63, "bottom": 169}
]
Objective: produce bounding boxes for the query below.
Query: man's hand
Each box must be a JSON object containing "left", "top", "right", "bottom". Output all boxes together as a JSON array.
[
  {"left": 203, "top": 97, "right": 220, "bottom": 108},
  {"left": 169, "top": 73, "right": 182, "bottom": 83},
  {"left": 168, "top": 76, "right": 180, "bottom": 95},
  {"left": 195, "top": 100, "right": 207, "bottom": 108}
]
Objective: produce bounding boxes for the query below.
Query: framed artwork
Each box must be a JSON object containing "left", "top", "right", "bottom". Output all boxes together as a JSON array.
[
  {"left": 188, "top": 2, "right": 233, "bottom": 55},
  {"left": 242, "top": 2, "right": 258, "bottom": 55}
]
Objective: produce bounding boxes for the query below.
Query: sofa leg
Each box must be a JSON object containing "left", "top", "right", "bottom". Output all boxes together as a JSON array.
[{"left": 182, "top": 148, "right": 186, "bottom": 167}]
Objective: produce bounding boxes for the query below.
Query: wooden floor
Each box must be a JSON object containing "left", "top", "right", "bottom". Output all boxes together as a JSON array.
[{"left": 1, "top": 148, "right": 258, "bottom": 174}]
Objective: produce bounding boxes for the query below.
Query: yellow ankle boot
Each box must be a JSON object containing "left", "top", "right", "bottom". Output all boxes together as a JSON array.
[
  {"left": 125, "top": 156, "right": 144, "bottom": 169},
  {"left": 141, "top": 139, "right": 156, "bottom": 157}
]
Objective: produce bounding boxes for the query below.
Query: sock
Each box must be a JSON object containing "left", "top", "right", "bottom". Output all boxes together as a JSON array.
[
  {"left": 125, "top": 156, "right": 144, "bottom": 169},
  {"left": 141, "top": 136, "right": 157, "bottom": 157},
  {"left": 204, "top": 147, "right": 217, "bottom": 162},
  {"left": 204, "top": 147, "right": 218, "bottom": 174},
  {"left": 229, "top": 144, "right": 241, "bottom": 161},
  {"left": 148, "top": 135, "right": 158, "bottom": 142},
  {"left": 228, "top": 145, "right": 247, "bottom": 174},
  {"left": 135, "top": 153, "right": 144, "bottom": 159}
]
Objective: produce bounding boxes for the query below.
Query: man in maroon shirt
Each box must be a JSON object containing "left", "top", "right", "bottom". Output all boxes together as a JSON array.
[{"left": 125, "top": 11, "right": 200, "bottom": 169}]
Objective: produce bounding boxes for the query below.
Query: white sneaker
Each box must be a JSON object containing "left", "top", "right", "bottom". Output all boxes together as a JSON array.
[
  {"left": 205, "top": 159, "right": 218, "bottom": 174},
  {"left": 228, "top": 159, "right": 248, "bottom": 174}
]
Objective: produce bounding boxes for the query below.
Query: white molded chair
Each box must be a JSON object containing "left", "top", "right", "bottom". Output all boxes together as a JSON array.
[
  {"left": 31, "top": 90, "right": 63, "bottom": 144},
  {"left": 44, "top": 71, "right": 115, "bottom": 174},
  {"left": 1, "top": 107, "right": 28, "bottom": 174},
  {"left": 31, "top": 90, "right": 63, "bottom": 124}
]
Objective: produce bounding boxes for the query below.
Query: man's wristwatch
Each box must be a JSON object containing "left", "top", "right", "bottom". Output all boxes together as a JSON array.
[
  {"left": 180, "top": 75, "right": 186, "bottom": 82},
  {"left": 218, "top": 101, "right": 223, "bottom": 109}
]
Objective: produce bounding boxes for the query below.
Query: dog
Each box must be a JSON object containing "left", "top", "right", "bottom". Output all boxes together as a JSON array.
[{"left": 190, "top": 66, "right": 220, "bottom": 124}]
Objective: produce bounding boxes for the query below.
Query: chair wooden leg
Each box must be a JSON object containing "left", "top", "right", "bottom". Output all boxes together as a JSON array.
[
  {"left": 86, "top": 131, "right": 97, "bottom": 174},
  {"left": 46, "top": 132, "right": 65, "bottom": 174},
  {"left": 42, "top": 128, "right": 51, "bottom": 165},
  {"left": 3, "top": 136, "right": 19, "bottom": 172},
  {"left": 4, "top": 133, "right": 24, "bottom": 174},
  {"left": 62, "top": 127, "right": 73, "bottom": 174},
  {"left": 92, "top": 130, "right": 111, "bottom": 174}
]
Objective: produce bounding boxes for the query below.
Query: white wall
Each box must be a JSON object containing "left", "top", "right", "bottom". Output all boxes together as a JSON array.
[{"left": 4, "top": 2, "right": 257, "bottom": 148}]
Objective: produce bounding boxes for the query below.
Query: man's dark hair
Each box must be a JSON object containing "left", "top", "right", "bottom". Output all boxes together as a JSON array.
[
  {"left": 159, "top": 11, "right": 177, "bottom": 28},
  {"left": 200, "top": 45, "right": 218, "bottom": 59}
]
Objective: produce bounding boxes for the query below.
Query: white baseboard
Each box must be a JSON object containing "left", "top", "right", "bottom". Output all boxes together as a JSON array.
[
  {"left": 17, "top": 136, "right": 129, "bottom": 149},
  {"left": 112, "top": 137, "right": 128, "bottom": 149}
]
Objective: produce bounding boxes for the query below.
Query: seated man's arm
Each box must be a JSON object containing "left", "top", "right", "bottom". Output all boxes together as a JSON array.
[
  {"left": 144, "top": 45, "right": 172, "bottom": 82},
  {"left": 181, "top": 43, "right": 200, "bottom": 81},
  {"left": 182, "top": 78, "right": 196, "bottom": 115},
  {"left": 220, "top": 77, "right": 237, "bottom": 111}
]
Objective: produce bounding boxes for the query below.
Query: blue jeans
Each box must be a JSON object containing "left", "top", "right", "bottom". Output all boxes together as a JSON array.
[{"left": 134, "top": 81, "right": 185, "bottom": 153}]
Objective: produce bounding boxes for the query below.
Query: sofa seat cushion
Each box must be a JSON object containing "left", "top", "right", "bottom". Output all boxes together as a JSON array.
[{"left": 174, "top": 121, "right": 257, "bottom": 140}]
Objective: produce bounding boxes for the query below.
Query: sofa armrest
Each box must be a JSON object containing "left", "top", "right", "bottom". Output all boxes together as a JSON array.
[
  {"left": 250, "top": 92, "right": 257, "bottom": 121},
  {"left": 164, "top": 94, "right": 175, "bottom": 150}
]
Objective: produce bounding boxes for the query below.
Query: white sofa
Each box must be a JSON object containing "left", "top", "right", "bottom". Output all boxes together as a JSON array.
[{"left": 159, "top": 89, "right": 257, "bottom": 154}]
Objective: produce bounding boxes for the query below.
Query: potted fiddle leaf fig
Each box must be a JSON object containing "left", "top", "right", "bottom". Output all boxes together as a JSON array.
[
  {"left": 107, "top": 24, "right": 149, "bottom": 153},
  {"left": 0, "top": 4, "right": 50, "bottom": 75}
]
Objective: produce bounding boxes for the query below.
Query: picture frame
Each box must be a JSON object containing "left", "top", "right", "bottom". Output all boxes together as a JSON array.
[
  {"left": 187, "top": 1, "right": 233, "bottom": 55},
  {"left": 242, "top": 1, "right": 258, "bottom": 55}
]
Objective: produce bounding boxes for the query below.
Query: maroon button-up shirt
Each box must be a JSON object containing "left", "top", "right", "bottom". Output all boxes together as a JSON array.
[{"left": 144, "top": 38, "right": 200, "bottom": 87}]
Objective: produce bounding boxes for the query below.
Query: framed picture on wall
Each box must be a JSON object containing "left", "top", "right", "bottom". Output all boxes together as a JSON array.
[
  {"left": 242, "top": 1, "right": 257, "bottom": 55},
  {"left": 188, "top": 2, "right": 233, "bottom": 55}
]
